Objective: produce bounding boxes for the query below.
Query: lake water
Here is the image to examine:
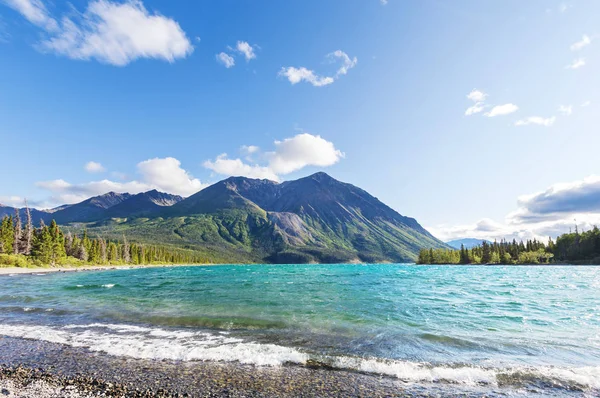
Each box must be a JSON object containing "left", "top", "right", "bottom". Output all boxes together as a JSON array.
[{"left": 1, "top": 264, "right": 599, "bottom": 395}]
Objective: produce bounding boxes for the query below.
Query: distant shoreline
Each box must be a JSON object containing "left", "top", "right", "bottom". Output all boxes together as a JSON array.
[
  {"left": 2, "top": 262, "right": 598, "bottom": 276},
  {"left": 0, "top": 263, "right": 213, "bottom": 276}
]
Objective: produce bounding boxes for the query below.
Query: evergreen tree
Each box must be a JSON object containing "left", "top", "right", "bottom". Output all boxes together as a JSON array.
[{"left": 0, "top": 216, "right": 15, "bottom": 254}]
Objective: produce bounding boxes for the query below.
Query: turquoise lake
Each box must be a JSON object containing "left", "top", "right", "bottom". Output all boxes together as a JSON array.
[{"left": 1, "top": 264, "right": 599, "bottom": 395}]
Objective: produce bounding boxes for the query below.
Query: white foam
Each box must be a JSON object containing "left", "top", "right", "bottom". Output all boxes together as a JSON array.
[
  {"left": 102, "top": 284, "right": 115, "bottom": 288},
  {"left": 1, "top": 322, "right": 599, "bottom": 389},
  {"left": 0, "top": 323, "right": 305, "bottom": 367},
  {"left": 331, "top": 356, "right": 496, "bottom": 385}
]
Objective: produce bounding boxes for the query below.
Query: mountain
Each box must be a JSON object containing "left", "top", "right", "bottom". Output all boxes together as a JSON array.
[
  {"left": 2, "top": 173, "right": 449, "bottom": 263},
  {"left": 0, "top": 205, "right": 50, "bottom": 226},
  {"left": 91, "top": 172, "right": 448, "bottom": 263},
  {"left": 1, "top": 190, "right": 183, "bottom": 226},
  {"left": 105, "top": 190, "right": 183, "bottom": 219},
  {"left": 446, "top": 238, "right": 492, "bottom": 249},
  {"left": 51, "top": 192, "right": 132, "bottom": 224}
]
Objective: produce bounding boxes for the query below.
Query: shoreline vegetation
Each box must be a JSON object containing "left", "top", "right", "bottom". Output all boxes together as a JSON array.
[
  {"left": 0, "top": 209, "right": 212, "bottom": 270},
  {"left": 418, "top": 227, "right": 600, "bottom": 265}
]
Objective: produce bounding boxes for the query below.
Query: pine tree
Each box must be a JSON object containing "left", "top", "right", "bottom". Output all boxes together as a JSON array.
[
  {"left": 32, "top": 222, "right": 53, "bottom": 264},
  {"left": 48, "top": 220, "right": 66, "bottom": 266},
  {"left": 0, "top": 216, "right": 15, "bottom": 254},
  {"left": 481, "top": 241, "right": 492, "bottom": 264}
]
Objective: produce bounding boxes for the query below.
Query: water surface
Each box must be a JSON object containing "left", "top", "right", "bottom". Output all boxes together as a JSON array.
[{"left": 1, "top": 264, "right": 599, "bottom": 395}]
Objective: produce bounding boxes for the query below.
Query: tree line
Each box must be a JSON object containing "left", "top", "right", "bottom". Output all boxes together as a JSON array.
[
  {"left": 0, "top": 208, "right": 209, "bottom": 267},
  {"left": 418, "top": 226, "right": 600, "bottom": 265}
]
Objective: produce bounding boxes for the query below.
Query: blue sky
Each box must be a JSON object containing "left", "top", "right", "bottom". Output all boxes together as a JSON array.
[{"left": 1, "top": 0, "right": 599, "bottom": 242}]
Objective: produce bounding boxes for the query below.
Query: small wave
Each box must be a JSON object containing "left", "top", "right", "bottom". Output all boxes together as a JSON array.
[
  {"left": 65, "top": 283, "right": 118, "bottom": 290},
  {"left": 0, "top": 322, "right": 598, "bottom": 392}
]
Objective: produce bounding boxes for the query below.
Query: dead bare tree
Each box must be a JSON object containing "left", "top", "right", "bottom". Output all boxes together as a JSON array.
[
  {"left": 23, "top": 199, "right": 33, "bottom": 255},
  {"left": 13, "top": 208, "right": 22, "bottom": 255}
]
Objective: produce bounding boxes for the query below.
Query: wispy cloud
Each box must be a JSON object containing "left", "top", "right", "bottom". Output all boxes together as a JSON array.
[
  {"left": 570, "top": 34, "right": 591, "bottom": 51},
  {"left": 279, "top": 50, "right": 357, "bottom": 87},
  {"left": 566, "top": 58, "right": 585, "bottom": 69},
  {"left": 466, "top": 89, "right": 487, "bottom": 103},
  {"left": 558, "top": 105, "right": 573, "bottom": 116},
  {"left": 1, "top": 0, "right": 58, "bottom": 31},
  {"left": 84, "top": 161, "right": 106, "bottom": 173},
  {"left": 465, "top": 102, "right": 486, "bottom": 116},
  {"left": 235, "top": 41, "right": 256, "bottom": 61},
  {"left": 515, "top": 116, "right": 556, "bottom": 127},
  {"left": 464, "top": 89, "right": 488, "bottom": 116},
  {"left": 484, "top": 103, "right": 519, "bottom": 117},
  {"left": 216, "top": 52, "right": 235, "bottom": 68}
]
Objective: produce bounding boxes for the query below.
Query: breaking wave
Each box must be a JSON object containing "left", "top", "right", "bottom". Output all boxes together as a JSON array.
[{"left": 0, "top": 322, "right": 598, "bottom": 392}]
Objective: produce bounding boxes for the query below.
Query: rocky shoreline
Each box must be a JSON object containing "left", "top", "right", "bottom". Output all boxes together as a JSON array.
[{"left": 0, "top": 337, "right": 421, "bottom": 398}]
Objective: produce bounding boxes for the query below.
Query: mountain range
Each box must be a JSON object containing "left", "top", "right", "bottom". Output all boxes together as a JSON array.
[
  {"left": 446, "top": 238, "right": 492, "bottom": 249},
  {"left": 1, "top": 173, "right": 448, "bottom": 263}
]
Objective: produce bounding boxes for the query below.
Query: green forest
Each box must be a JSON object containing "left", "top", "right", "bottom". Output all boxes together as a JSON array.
[
  {"left": 0, "top": 209, "right": 210, "bottom": 268},
  {"left": 418, "top": 226, "right": 600, "bottom": 265}
]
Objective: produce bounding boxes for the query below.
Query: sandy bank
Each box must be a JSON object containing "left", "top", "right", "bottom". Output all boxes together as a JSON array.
[{"left": 0, "top": 263, "right": 211, "bottom": 276}]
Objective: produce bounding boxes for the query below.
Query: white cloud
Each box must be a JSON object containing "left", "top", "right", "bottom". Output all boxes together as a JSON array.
[
  {"left": 268, "top": 133, "right": 344, "bottom": 175},
  {"left": 558, "top": 105, "right": 573, "bottom": 116},
  {"left": 35, "top": 157, "right": 206, "bottom": 206},
  {"left": 581, "top": 100, "right": 591, "bottom": 107},
  {"left": 84, "top": 161, "right": 106, "bottom": 173},
  {"left": 570, "top": 34, "right": 591, "bottom": 51},
  {"left": 1, "top": 0, "right": 57, "bottom": 31},
  {"left": 37, "top": 0, "right": 193, "bottom": 66},
  {"left": 204, "top": 133, "right": 344, "bottom": 181},
  {"left": 0, "top": 195, "right": 27, "bottom": 208},
  {"left": 216, "top": 52, "right": 234, "bottom": 68},
  {"left": 484, "top": 103, "right": 519, "bottom": 117},
  {"left": 566, "top": 58, "right": 585, "bottom": 69},
  {"left": 136, "top": 157, "right": 205, "bottom": 196},
  {"left": 466, "top": 89, "right": 487, "bottom": 103},
  {"left": 329, "top": 50, "right": 358, "bottom": 77},
  {"left": 430, "top": 175, "right": 600, "bottom": 242},
  {"left": 235, "top": 41, "right": 256, "bottom": 61},
  {"left": 465, "top": 102, "right": 485, "bottom": 116},
  {"left": 241, "top": 145, "right": 259, "bottom": 155},
  {"left": 515, "top": 116, "right": 556, "bottom": 127},
  {"left": 203, "top": 155, "right": 278, "bottom": 181},
  {"left": 559, "top": 2, "right": 570, "bottom": 13},
  {"left": 380, "top": 0, "right": 388, "bottom": 4},
  {"left": 279, "top": 67, "right": 334, "bottom": 87},
  {"left": 279, "top": 50, "right": 357, "bottom": 87}
]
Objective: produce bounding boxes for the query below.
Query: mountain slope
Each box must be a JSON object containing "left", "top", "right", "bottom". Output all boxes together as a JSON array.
[
  {"left": 105, "top": 190, "right": 183, "bottom": 219},
  {"left": 52, "top": 192, "right": 132, "bottom": 224},
  {"left": 88, "top": 173, "right": 448, "bottom": 263},
  {"left": 0, "top": 205, "right": 50, "bottom": 225}
]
